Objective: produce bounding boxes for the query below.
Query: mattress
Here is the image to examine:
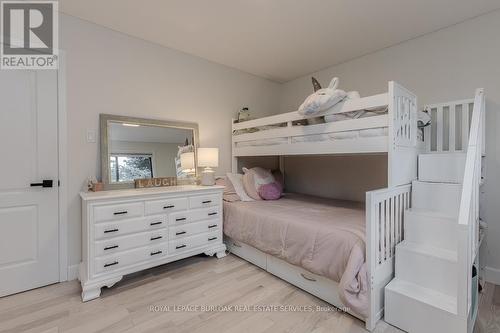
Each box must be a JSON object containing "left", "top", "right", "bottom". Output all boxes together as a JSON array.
[
  {"left": 223, "top": 193, "right": 369, "bottom": 317},
  {"left": 235, "top": 127, "right": 388, "bottom": 147}
]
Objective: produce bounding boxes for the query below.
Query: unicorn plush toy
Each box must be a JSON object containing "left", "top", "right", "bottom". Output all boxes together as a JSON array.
[{"left": 298, "top": 77, "right": 347, "bottom": 116}]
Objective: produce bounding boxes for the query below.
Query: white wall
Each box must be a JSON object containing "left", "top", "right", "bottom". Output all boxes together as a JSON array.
[
  {"left": 60, "top": 14, "right": 282, "bottom": 269},
  {"left": 279, "top": 11, "right": 500, "bottom": 282}
]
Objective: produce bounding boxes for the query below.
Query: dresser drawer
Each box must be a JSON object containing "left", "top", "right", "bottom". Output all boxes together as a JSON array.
[
  {"left": 94, "top": 229, "right": 167, "bottom": 257},
  {"left": 94, "top": 215, "right": 166, "bottom": 240},
  {"left": 169, "top": 220, "right": 220, "bottom": 240},
  {"left": 93, "top": 202, "right": 144, "bottom": 223},
  {"left": 95, "top": 242, "right": 168, "bottom": 274},
  {"left": 145, "top": 197, "right": 188, "bottom": 215},
  {"left": 189, "top": 194, "right": 220, "bottom": 209},
  {"left": 169, "top": 231, "right": 220, "bottom": 254},
  {"left": 169, "top": 207, "right": 220, "bottom": 225}
]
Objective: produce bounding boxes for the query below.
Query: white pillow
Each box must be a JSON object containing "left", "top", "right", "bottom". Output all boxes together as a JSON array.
[{"left": 226, "top": 173, "right": 254, "bottom": 202}]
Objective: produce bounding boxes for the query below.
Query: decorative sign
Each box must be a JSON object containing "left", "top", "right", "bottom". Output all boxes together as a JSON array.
[{"left": 135, "top": 177, "right": 177, "bottom": 188}]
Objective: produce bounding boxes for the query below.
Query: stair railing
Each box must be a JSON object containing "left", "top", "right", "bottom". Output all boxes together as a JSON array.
[{"left": 457, "top": 88, "right": 484, "bottom": 318}]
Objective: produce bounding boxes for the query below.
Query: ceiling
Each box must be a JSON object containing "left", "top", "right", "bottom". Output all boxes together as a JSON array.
[
  {"left": 60, "top": 0, "right": 500, "bottom": 82},
  {"left": 109, "top": 123, "right": 193, "bottom": 144}
]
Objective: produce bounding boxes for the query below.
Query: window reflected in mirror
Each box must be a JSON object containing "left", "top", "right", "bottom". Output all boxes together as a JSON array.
[{"left": 107, "top": 121, "right": 195, "bottom": 184}]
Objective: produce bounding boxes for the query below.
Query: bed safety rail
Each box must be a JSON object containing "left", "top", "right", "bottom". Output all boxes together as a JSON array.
[
  {"left": 422, "top": 99, "right": 478, "bottom": 153},
  {"left": 365, "top": 184, "right": 412, "bottom": 330}
]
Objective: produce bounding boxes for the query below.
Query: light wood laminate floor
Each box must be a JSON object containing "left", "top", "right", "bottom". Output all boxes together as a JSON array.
[{"left": 0, "top": 254, "right": 496, "bottom": 333}]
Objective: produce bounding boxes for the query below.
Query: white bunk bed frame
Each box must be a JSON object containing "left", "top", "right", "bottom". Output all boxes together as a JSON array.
[{"left": 229, "top": 81, "right": 418, "bottom": 330}]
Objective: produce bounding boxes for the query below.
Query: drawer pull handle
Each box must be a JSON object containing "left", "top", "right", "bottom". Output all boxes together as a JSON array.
[
  {"left": 163, "top": 205, "right": 175, "bottom": 209},
  {"left": 176, "top": 244, "right": 187, "bottom": 249},
  {"left": 232, "top": 242, "right": 242, "bottom": 248},
  {"left": 208, "top": 212, "right": 217, "bottom": 216},
  {"left": 150, "top": 236, "right": 162, "bottom": 241},
  {"left": 104, "top": 261, "right": 119, "bottom": 268},
  {"left": 150, "top": 221, "right": 162, "bottom": 226},
  {"left": 104, "top": 228, "right": 119, "bottom": 234},
  {"left": 150, "top": 250, "right": 162, "bottom": 256},
  {"left": 176, "top": 231, "right": 187, "bottom": 235},
  {"left": 208, "top": 224, "right": 217, "bottom": 229},
  {"left": 104, "top": 245, "right": 119, "bottom": 251},
  {"left": 208, "top": 237, "right": 217, "bottom": 241},
  {"left": 300, "top": 273, "right": 317, "bottom": 282},
  {"left": 202, "top": 200, "right": 212, "bottom": 204},
  {"left": 113, "top": 211, "right": 128, "bottom": 215},
  {"left": 176, "top": 217, "right": 187, "bottom": 221}
]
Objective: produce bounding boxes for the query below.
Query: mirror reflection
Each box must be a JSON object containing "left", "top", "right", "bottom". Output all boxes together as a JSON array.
[{"left": 107, "top": 121, "right": 195, "bottom": 184}]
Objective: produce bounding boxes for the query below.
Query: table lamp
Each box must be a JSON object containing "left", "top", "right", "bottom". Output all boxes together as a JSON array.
[{"left": 197, "top": 148, "right": 218, "bottom": 186}]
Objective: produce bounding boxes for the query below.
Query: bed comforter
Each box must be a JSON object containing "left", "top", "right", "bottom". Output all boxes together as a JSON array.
[{"left": 223, "top": 193, "right": 369, "bottom": 317}]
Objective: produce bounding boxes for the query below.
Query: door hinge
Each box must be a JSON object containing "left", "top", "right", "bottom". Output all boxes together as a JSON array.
[{"left": 58, "top": 180, "right": 61, "bottom": 187}]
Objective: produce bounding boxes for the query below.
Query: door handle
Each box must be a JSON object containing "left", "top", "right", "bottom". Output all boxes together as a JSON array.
[{"left": 30, "top": 180, "right": 53, "bottom": 188}]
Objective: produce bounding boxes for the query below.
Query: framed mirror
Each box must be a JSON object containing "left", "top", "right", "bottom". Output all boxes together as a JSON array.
[{"left": 100, "top": 114, "right": 199, "bottom": 190}]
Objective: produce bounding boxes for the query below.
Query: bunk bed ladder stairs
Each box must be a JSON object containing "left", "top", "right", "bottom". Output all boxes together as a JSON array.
[{"left": 384, "top": 152, "right": 466, "bottom": 332}]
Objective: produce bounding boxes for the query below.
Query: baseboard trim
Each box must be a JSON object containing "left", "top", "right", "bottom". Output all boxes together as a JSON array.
[
  {"left": 68, "top": 264, "right": 80, "bottom": 281},
  {"left": 484, "top": 266, "right": 500, "bottom": 285}
]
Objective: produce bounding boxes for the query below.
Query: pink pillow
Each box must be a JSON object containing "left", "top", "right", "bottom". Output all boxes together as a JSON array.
[
  {"left": 216, "top": 177, "right": 240, "bottom": 202},
  {"left": 242, "top": 169, "right": 262, "bottom": 200},
  {"left": 242, "top": 167, "right": 277, "bottom": 200},
  {"left": 258, "top": 182, "right": 282, "bottom": 200}
]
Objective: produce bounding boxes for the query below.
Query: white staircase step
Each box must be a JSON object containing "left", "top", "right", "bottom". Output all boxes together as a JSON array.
[
  {"left": 412, "top": 181, "right": 462, "bottom": 218},
  {"left": 418, "top": 153, "right": 466, "bottom": 183},
  {"left": 385, "top": 279, "right": 463, "bottom": 333},
  {"left": 404, "top": 209, "right": 457, "bottom": 251},
  {"left": 395, "top": 241, "right": 457, "bottom": 297}
]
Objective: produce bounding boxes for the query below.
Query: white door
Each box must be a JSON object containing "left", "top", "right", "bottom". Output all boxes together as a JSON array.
[{"left": 0, "top": 70, "right": 59, "bottom": 297}]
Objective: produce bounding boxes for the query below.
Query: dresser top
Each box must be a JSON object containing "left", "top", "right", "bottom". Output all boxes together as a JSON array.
[{"left": 80, "top": 185, "right": 224, "bottom": 201}]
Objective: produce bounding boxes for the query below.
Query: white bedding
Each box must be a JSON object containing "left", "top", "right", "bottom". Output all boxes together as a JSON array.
[{"left": 235, "top": 127, "right": 388, "bottom": 147}]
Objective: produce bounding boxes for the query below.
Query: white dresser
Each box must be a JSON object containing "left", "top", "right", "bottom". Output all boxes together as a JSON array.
[{"left": 79, "top": 185, "right": 226, "bottom": 301}]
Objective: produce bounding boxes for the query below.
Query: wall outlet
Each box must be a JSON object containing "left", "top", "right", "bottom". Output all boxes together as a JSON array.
[{"left": 86, "top": 129, "right": 96, "bottom": 143}]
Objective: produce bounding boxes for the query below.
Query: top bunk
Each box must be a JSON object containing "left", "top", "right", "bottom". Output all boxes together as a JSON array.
[{"left": 232, "top": 81, "right": 418, "bottom": 157}]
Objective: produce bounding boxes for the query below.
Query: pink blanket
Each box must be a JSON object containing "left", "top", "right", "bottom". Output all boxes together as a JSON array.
[{"left": 223, "top": 193, "right": 368, "bottom": 317}]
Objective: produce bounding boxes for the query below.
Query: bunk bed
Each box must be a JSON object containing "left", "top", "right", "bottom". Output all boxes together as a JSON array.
[{"left": 225, "top": 81, "right": 419, "bottom": 331}]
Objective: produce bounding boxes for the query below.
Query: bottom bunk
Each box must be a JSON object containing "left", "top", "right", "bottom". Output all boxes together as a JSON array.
[
  {"left": 222, "top": 186, "right": 412, "bottom": 331},
  {"left": 223, "top": 193, "right": 366, "bottom": 313}
]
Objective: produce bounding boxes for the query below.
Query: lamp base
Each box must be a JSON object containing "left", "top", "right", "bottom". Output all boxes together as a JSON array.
[{"left": 200, "top": 168, "right": 215, "bottom": 186}]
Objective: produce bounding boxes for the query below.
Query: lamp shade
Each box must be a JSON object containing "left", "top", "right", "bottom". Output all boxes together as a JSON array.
[
  {"left": 180, "top": 152, "right": 195, "bottom": 171},
  {"left": 197, "top": 148, "right": 219, "bottom": 168}
]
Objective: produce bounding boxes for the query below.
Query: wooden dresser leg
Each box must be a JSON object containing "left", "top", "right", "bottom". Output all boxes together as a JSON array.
[
  {"left": 81, "top": 287, "right": 101, "bottom": 302},
  {"left": 80, "top": 276, "right": 123, "bottom": 302},
  {"left": 205, "top": 244, "right": 227, "bottom": 259},
  {"left": 216, "top": 249, "right": 227, "bottom": 259}
]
